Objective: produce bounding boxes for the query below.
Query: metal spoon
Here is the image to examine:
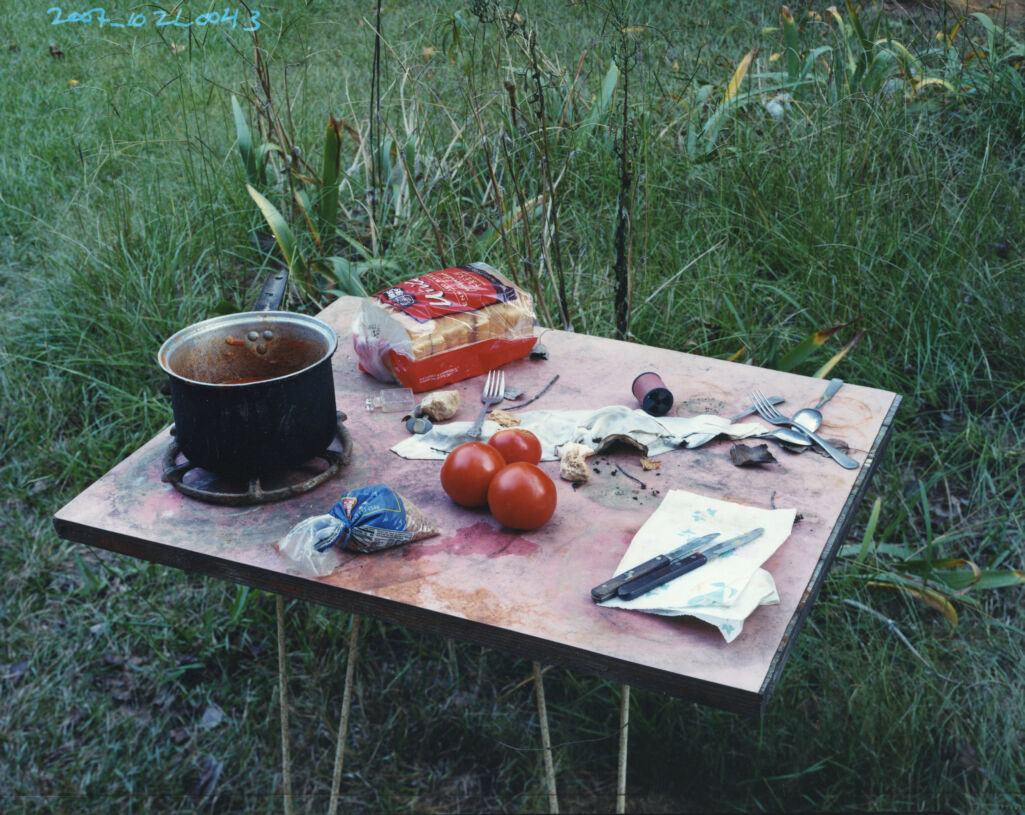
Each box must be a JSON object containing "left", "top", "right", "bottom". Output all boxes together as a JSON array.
[
  {"left": 760, "top": 378, "right": 842, "bottom": 446},
  {"left": 793, "top": 378, "right": 843, "bottom": 434},
  {"left": 763, "top": 403, "right": 822, "bottom": 446}
]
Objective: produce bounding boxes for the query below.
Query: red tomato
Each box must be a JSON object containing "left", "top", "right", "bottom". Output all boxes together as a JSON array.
[
  {"left": 487, "top": 462, "right": 557, "bottom": 530},
  {"left": 440, "top": 442, "right": 507, "bottom": 507},
  {"left": 488, "top": 428, "right": 543, "bottom": 465}
]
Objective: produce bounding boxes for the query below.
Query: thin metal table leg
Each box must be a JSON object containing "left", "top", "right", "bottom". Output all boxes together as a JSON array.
[
  {"left": 617, "top": 684, "right": 630, "bottom": 814},
  {"left": 276, "top": 595, "right": 294, "bottom": 815},
  {"left": 328, "top": 615, "right": 362, "bottom": 815},
  {"left": 533, "top": 661, "right": 559, "bottom": 813}
]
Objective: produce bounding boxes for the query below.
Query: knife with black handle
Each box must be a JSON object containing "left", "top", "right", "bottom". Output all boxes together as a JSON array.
[
  {"left": 590, "top": 533, "right": 720, "bottom": 603},
  {"left": 616, "top": 528, "right": 766, "bottom": 601}
]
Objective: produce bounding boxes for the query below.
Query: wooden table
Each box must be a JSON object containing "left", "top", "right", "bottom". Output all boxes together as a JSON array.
[{"left": 54, "top": 296, "right": 899, "bottom": 717}]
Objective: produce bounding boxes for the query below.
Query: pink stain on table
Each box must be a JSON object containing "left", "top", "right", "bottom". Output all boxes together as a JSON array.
[
  {"left": 53, "top": 296, "right": 900, "bottom": 714},
  {"left": 403, "top": 521, "right": 541, "bottom": 560}
]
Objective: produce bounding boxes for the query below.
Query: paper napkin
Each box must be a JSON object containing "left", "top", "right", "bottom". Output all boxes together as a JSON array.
[{"left": 599, "top": 489, "right": 796, "bottom": 642}]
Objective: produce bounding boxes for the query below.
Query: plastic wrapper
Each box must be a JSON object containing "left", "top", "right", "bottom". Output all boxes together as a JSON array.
[
  {"left": 352, "top": 262, "right": 537, "bottom": 392},
  {"left": 278, "top": 485, "right": 440, "bottom": 577}
]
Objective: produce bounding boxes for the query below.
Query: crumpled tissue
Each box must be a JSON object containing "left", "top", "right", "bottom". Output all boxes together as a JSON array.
[
  {"left": 599, "top": 489, "right": 796, "bottom": 643},
  {"left": 391, "top": 405, "right": 769, "bottom": 460}
]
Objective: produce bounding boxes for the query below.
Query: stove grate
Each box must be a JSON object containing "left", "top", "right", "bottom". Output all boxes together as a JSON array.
[{"left": 161, "top": 412, "right": 353, "bottom": 506}]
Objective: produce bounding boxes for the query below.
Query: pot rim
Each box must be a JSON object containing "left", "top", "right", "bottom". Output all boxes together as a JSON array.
[{"left": 157, "top": 310, "right": 338, "bottom": 388}]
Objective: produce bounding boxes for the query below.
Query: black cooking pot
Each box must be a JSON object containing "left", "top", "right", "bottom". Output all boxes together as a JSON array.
[{"left": 157, "top": 272, "right": 339, "bottom": 478}]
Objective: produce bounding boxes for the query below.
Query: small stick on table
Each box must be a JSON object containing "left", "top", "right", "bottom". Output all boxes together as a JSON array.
[
  {"left": 506, "top": 375, "right": 560, "bottom": 410},
  {"left": 614, "top": 462, "right": 646, "bottom": 489}
]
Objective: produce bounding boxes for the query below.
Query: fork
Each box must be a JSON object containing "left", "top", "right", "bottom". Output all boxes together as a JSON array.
[
  {"left": 467, "top": 369, "right": 506, "bottom": 439},
  {"left": 749, "top": 389, "right": 860, "bottom": 469}
]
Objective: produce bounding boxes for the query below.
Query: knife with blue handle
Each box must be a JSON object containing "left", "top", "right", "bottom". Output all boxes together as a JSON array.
[
  {"left": 616, "top": 528, "right": 766, "bottom": 601},
  {"left": 590, "top": 533, "right": 720, "bottom": 603}
]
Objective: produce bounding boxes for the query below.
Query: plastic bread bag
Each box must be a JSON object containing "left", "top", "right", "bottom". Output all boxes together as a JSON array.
[
  {"left": 352, "top": 262, "right": 537, "bottom": 392},
  {"left": 278, "top": 484, "right": 440, "bottom": 577}
]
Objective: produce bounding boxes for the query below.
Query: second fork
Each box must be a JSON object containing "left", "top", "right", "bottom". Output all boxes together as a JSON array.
[
  {"left": 468, "top": 369, "right": 505, "bottom": 439},
  {"left": 750, "top": 389, "right": 859, "bottom": 469}
]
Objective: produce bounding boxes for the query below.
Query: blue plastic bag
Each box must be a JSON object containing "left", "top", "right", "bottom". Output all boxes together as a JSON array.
[{"left": 278, "top": 484, "right": 439, "bottom": 576}]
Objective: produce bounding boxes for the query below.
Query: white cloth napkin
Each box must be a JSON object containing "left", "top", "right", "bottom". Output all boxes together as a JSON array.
[
  {"left": 599, "top": 489, "right": 796, "bottom": 642},
  {"left": 391, "top": 405, "right": 769, "bottom": 460}
]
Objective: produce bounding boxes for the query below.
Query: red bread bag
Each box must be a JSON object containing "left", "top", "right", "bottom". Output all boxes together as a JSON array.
[{"left": 352, "top": 262, "right": 537, "bottom": 392}]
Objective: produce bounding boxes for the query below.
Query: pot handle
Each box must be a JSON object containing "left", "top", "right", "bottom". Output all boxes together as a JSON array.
[{"left": 253, "top": 270, "right": 289, "bottom": 311}]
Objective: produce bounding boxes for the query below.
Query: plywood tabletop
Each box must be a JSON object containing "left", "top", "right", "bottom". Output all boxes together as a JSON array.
[{"left": 54, "top": 296, "right": 899, "bottom": 715}]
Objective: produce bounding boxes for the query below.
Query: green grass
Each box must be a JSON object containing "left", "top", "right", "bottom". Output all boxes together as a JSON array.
[{"left": 2, "top": 1, "right": 1024, "bottom": 812}]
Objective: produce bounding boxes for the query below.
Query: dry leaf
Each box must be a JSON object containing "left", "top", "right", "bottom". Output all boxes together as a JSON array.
[
  {"left": 639, "top": 457, "right": 661, "bottom": 470},
  {"left": 730, "top": 443, "right": 777, "bottom": 467}
]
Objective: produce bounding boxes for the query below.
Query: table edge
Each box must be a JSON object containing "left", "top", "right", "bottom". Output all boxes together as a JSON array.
[
  {"left": 52, "top": 513, "right": 766, "bottom": 715},
  {"left": 756, "top": 392, "right": 903, "bottom": 711}
]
